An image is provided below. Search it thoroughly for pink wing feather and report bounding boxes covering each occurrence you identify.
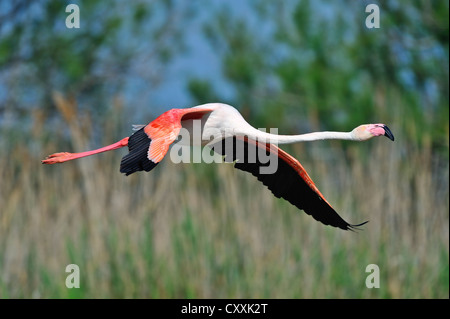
[144,108,214,163]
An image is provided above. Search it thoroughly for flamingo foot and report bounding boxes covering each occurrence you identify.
[42,152,75,164]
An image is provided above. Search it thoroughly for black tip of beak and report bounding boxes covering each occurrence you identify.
[383,125,395,141]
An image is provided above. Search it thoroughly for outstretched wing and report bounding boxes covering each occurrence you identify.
[120,107,213,176]
[210,137,367,230]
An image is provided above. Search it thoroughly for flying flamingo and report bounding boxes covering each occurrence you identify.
[42,103,394,230]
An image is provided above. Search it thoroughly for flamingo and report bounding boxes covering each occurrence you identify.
[42,103,394,230]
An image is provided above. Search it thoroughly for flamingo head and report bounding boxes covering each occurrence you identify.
[352,124,395,141]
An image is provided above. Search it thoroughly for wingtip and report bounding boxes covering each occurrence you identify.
[347,220,369,232]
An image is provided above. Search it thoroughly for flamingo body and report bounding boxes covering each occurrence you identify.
[43,103,394,230]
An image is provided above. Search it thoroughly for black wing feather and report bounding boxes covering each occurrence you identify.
[120,127,158,176]
[210,137,367,230]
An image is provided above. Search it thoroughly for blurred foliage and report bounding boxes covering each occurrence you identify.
[189,0,449,153]
[0,0,195,130]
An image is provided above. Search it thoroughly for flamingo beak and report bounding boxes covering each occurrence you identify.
[383,125,395,141]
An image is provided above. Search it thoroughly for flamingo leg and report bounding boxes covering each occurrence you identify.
[42,137,129,164]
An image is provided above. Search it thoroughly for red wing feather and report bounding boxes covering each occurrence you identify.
[120,108,214,175]
[144,108,214,163]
